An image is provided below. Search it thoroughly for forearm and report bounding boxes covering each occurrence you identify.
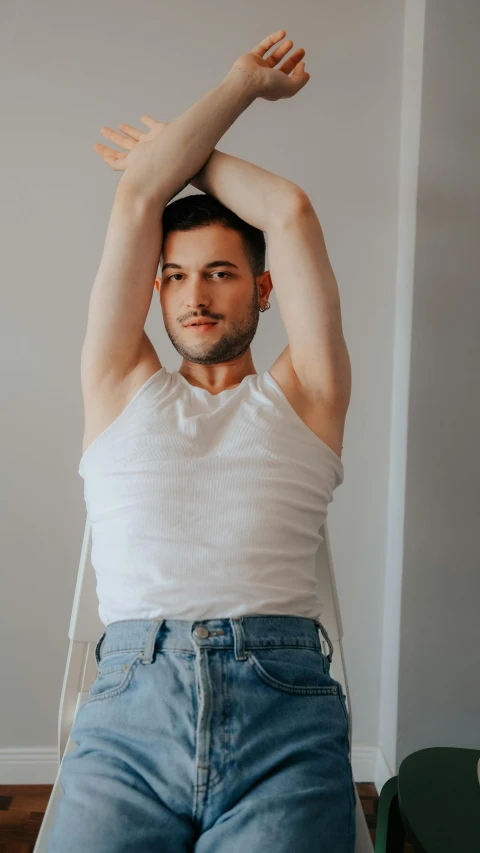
[189,148,305,231]
[119,68,257,206]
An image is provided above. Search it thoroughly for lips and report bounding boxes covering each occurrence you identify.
[185,321,217,326]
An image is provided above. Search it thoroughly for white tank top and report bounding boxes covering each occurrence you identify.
[78,367,344,626]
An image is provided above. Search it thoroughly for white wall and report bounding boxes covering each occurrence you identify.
[378,0,426,780]
[1,0,406,781]
[397,0,480,764]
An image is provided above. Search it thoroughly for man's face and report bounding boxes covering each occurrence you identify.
[157,224,266,365]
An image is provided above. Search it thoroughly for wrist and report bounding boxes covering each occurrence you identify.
[223,65,259,106]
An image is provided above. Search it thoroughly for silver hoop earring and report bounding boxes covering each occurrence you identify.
[260,301,270,313]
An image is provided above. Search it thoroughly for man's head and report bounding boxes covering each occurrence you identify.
[154,194,272,366]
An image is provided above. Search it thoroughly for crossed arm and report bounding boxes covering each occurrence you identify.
[83,31,350,415]
[189,149,351,411]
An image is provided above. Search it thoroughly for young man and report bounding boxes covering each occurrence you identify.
[49,30,354,853]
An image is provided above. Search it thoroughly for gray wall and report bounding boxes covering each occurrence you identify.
[398,0,480,763]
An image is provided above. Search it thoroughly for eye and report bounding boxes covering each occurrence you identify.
[166,272,232,282]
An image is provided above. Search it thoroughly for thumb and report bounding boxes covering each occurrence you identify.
[291,61,310,90]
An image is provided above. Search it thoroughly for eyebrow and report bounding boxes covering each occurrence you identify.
[162,260,240,272]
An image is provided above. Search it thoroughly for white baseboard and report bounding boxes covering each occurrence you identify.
[0,748,59,784]
[0,745,392,790]
[351,744,394,796]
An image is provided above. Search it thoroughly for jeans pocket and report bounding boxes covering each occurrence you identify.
[247,646,340,696]
[89,649,143,702]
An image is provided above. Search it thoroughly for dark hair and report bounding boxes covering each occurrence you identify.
[161,193,266,280]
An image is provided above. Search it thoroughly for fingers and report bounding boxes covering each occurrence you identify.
[93,143,128,170]
[253,30,307,81]
[279,47,306,76]
[99,125,136,150]
[251,30,287,58]
[93,143,118,158]
[118,122,144,141]
[265,38,294,68]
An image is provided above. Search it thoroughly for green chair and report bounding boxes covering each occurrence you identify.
[375,747,480,852]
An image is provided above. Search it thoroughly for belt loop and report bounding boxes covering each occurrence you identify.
[94,631,106,665]
[141,619,164,665]
[230,617,247,661]
[314,618,334,664]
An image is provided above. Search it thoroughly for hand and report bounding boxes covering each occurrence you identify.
[93,116,168,171]
[229,30,310,102]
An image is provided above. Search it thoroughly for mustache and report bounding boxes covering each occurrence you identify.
[183,313,219,324]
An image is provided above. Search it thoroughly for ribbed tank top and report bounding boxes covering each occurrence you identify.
[78,367,344,627]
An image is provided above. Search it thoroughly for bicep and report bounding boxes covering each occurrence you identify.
[266,197,351,412]
[81,189,162,395]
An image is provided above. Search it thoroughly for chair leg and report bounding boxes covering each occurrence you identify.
[375,776,406,853]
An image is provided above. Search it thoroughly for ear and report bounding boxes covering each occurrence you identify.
[154,277,161,292]
[257,270,273,301]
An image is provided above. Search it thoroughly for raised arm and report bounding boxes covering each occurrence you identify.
[114,30,308,206]
[191,148,351,414]
[82,33,288,399]
[189,148,304,232]
[115,69,257,207]
[84,30,309,398]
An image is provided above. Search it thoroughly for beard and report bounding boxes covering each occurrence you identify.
[163,283,261,365]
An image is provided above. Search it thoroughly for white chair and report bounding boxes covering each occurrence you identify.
[34,518,373,852]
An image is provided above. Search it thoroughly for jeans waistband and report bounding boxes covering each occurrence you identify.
[94,616,334,666]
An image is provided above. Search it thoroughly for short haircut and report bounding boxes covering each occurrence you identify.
[161,193,266,280]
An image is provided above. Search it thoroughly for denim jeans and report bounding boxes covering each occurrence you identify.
[48,616,356,852]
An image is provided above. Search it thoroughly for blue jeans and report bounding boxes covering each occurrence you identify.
[48,616,356,852]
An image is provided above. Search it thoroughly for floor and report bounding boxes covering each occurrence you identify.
[0,782,415,851]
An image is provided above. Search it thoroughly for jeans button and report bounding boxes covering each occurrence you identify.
[193,626,209,639]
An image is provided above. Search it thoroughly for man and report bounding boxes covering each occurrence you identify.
[49,30,354,853]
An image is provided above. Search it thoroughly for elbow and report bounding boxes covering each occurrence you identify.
[267,187,313,227]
